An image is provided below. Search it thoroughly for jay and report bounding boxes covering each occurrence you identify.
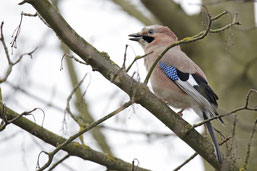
[129,25,224,164]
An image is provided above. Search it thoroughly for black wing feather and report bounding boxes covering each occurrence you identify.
[192,73,218,106]
[177,70,189,81]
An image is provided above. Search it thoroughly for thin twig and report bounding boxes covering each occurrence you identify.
[64,73,88,126]
[186,89,257,133]
[0,24,37,84]
[79,74,91,106]
[48,154,70,171]
[210,13,240,33]
[22,12,38,17]
[37,101,133,171]
[60,54,88,71]
[144,7,209,84]
[0,107,41,131]
[191,0,257,6]
[9,11,38,54]
[5,81,64,112]
[213,128,231,146]
[99,125,174,137]
[126,52,153,72]
[173,152,198,171]
[232,115,238,138]
[10,13,23,53]
[132,158,140,171]
[36,151,49,170]
[241,119,257,170]
[219,136,231,146]
[211,10,229,21]
[143,8,240,84]
[0,22,11,63]
[121,44,128,70]
[13,47,37,65]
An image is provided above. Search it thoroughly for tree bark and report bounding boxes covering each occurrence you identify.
[16,0,242,169]
[138,0,257,170]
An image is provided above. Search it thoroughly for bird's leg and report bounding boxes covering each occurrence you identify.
[177,109,184,117]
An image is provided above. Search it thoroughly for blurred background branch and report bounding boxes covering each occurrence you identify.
[0,0,256,170]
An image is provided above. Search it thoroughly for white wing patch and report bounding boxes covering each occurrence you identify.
[175,78,216,119]
[187,74,198,87]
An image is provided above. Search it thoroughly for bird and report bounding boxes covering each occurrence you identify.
[129,25,224,164]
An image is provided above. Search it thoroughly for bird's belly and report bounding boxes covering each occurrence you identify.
[150,67,196,109]
[153,86,193,109]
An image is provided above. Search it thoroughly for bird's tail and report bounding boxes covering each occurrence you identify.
[203,113,222,164]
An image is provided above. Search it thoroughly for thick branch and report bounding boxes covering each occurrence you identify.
[37,101,132,170]
[18,0,239,169]
[0,104,149,171]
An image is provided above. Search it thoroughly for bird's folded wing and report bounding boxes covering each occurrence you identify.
[159,61,220,120]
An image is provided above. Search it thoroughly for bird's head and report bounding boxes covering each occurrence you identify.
[129,25,178,50]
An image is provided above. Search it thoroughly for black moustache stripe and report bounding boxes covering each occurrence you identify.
[142,36,154,43]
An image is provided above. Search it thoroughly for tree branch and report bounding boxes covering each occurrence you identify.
[173,152,198,171]
[0,21,37,83]
[143,7,239,84]
[37,101,132,170]
[17,0,240,169]
[48,154,70,171]
[0,103,149,171]
[241,118,257,170]
[186,89,257,133]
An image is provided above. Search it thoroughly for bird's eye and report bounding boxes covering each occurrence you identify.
[148,29,154,34]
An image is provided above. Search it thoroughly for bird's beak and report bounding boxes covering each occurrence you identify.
[128,33,142,41]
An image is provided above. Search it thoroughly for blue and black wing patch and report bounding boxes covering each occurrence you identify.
[159,61,179,81]
[159,61,218,106]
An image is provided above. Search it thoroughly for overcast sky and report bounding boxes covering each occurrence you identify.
[0,1,256,171]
